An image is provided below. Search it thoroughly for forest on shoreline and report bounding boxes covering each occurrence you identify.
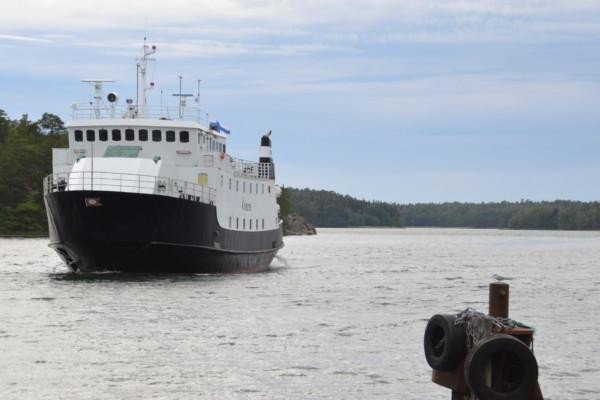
[1,109,600,236]
[284,188,600,230]
[0,110,66,235]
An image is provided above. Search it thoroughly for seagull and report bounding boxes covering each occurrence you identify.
[491,273,514,281]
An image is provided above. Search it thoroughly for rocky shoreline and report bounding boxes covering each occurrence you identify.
[282,213,317,236]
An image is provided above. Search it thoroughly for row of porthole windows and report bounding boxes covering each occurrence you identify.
[74,129,189,143]
[226,177,270,195]
[229,217,265,231]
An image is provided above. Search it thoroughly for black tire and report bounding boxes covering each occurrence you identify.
[465,334,538,400]
[423,313,466,370]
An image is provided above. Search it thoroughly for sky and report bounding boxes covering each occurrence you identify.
[1,0,599,203]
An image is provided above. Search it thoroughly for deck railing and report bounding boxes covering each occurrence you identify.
[44,171,216,204]
[229,157,275,180]
[70,103,204,122]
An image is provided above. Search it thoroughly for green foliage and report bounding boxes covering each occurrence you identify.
[0,110,67,235]
[286,188,405,227]
[37,112,66,135]
[277,186,295,217]
[286,188,600,230]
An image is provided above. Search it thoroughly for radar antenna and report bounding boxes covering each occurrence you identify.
[81,79,115,118]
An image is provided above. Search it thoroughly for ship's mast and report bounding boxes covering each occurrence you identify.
[81,79,114,118]
[172,75,193,119]
[136,38,156,118]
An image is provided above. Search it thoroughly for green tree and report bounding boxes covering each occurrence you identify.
[37,113,66,135]
[0,109,9,143]
[0,110,67,235]
[277,186,295,217]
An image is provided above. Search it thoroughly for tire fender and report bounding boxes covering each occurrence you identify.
[464,334,538,400]
[424,313,467,371]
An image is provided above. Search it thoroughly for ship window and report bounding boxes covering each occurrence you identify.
[180,131,189,143]
[99,129,108,141]
[139,129,148,141]
[125,129,134,141]
[236,180,239,192]
[74,130,83,142]
[152,130,161,142]
[103,146,141,158]
[243,182,246,192]
[223,144,226,153]
[249,219,252,230]
[229,216,232,228]
[255,183,258,193]
[262,184,265,194]
[268,185,271,193]
[249,183,252,194]
[243,219,246,230]
[262,219,264,229]
[112,129,121,141]
[256,219,259,230]
[166,130,175,142]
[236,218,239,229]
[86,129,95,141]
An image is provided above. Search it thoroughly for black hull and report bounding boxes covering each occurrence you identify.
[44,191,283,273]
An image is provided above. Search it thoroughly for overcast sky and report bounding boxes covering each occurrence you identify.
[1,1,599,202]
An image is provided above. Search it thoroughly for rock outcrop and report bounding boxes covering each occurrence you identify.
[282,213,317,236]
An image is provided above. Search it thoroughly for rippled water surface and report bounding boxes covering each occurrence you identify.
[1,228,599,399]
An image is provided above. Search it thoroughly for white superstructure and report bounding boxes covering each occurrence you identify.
[49,41,280,233]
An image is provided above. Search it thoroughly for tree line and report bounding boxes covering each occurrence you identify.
[284,187,600,230]
[0,110,67,235]
[1,108,600,235]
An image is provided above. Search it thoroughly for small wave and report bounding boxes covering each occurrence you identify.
[274,255,289,267]
[236,389,260,393]
[279,372,307,377]
[290,365,319,371]
[332,370,358,376]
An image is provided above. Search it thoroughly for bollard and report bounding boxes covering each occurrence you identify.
[489,282,509,318]
[426,282,544,400]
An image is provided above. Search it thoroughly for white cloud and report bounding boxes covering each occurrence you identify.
[2,0,599,43]
[0,34,52,43]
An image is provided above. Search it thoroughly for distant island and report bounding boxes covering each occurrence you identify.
[281,187,600,231]
[1,109,600,236]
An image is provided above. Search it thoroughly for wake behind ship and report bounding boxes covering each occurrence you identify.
[43,41,283,273]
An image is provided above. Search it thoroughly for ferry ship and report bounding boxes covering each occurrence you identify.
[43,42,284,273]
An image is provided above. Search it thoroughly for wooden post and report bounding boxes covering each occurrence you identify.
[489,282,509,318]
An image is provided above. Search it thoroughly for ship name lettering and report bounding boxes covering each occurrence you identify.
[242,200,252,212]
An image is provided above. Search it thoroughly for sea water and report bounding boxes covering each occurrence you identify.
[1,228,599,399]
